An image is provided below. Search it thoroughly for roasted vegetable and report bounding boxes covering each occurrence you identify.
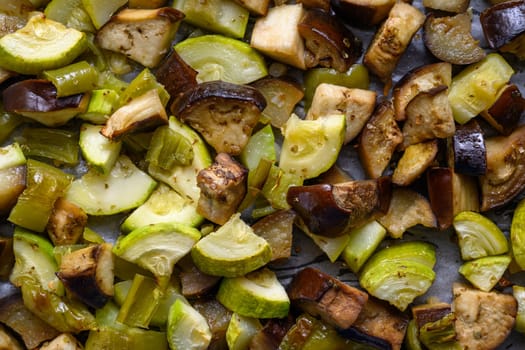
[480,84,525,136]
[453,283,517,350]
[363,2,425,84]
[172,80,266,155]
[423,11,485,65]
[251,209,295,261]
[480,0,525,59]
[197,153,248,225]
[422,0,469,13]
[0,165,26,216]
[57,243,114,309]
[96,8,184,68]
[287,267,368,329]
[298,9,361,72]
[358,101,403,179]
[452,119,487,176]
[479,124,525,211]
[392,140,438,186]
[3,79,90,127]
[306,83,376,144]
[287,177,392,237]
[46,197,88,246]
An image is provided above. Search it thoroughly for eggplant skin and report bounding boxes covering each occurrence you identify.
[453,120,487,176]
[3,79,85,113]
[480,0,525,49]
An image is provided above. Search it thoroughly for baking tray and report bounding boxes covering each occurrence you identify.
[1,0,525,348]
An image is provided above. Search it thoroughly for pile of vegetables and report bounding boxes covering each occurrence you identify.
[0,0,525,349]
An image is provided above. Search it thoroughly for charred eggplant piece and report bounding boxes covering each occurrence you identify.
[480,0,525,59]
[249,315,295,350]
[46,197,88,246]
[427,167,479,229]
[196,153,248,225]
[453,283,517,350]
[172,81,266,155]
[298,9,361,73]
[479,124,525,211]
[251,209,295,261]
[422,0,469,13]
[56,243,114,309]
[393,62,452,122]
[178,256,221,299]
[101,89,168,140]
[401,85,455,149]
[288,267,368,329]
[2,79,89,127]
[287,177,391,237]
[298,0,331,11]
[193,298,232,350]
[96,8,185,68]
[331,0,396,27]
[424,12,485,65]
[358,101,403,179]
[0,237,14,280]
[363,2,425,84]
[452,119,487,176]
[481,84,525,135]
[0,165,25,216]
[378,187,437,239]
[349,297,409,350]
[155,50,198,105]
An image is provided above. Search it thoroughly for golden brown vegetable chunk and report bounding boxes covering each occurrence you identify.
[392,140,438,186]
[453,283,517,350]
[424,12,485,65]
[46,197,88,246]
[358,101,403,179]
[422,0,470,13]
[196,153,248,225]
[251,210,295,261]
[363,2,425,84]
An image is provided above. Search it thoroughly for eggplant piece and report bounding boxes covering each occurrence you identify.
[422,0,470,13]
[0,294,60,349]
[56,243,114,309]
[481,84,525,135]
[251,209,295,261]
[424,12,485,65]
[427,167,479,229]
[0,165,25,216]
[250,4,307,69]
[392,140,438,186]
[193,298,233,350]
[452,119,487,176]
[287,267,368,329]
[377,187,437,239]
[172,81,266,155]
[178,256,221,299]
[480,0,525,59]
[101,89,168,140]
[349,297,409,350]
[0,237,14,280]
[306,83,376,144]
[401,85,455,149]
[46,197,88,246]
[363,2,425,84]
[479,124,525,211]
[393,62,452,122]
[251,77,304,128]
[298,9,361,73]
[331,0,396,27]
[358,101,403,179]
[2,79,89,127]
[196,153,247,225]
[154,50,198,106]
[287,177,391,237]
[453,283,517,350]
[96,8,185,68]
